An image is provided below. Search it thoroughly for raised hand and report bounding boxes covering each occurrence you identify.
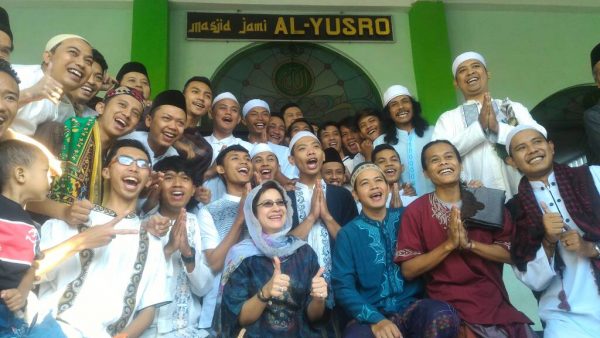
[194,186,212,205]
[541,202,564,244]
[560,230,585,255]
[308,183,322,220]
[76,212,138,250]
[25,71,64,105]
[310,267,327,300]
[65,198,93,226]
[371,318,403,338]
[144,213,171,238]
[401,182,416,197]
[263,257,291,299]
[390,183,402,208]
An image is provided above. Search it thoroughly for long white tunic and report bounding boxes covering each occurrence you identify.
[432,99,545,198]
[512,168,600,338]
[142,211,213,337]
[38,206,170,338]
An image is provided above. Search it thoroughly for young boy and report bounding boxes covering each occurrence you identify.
[202,92,252,202]
[143,156,213,337]
[196,145,252,335]
[319,121,345,161]
[0,140,56,336]
[124,89,186,164]
[36,139,170,337]
[372,144,418,208]
[332,162,459,338]
[250,143,279,183]
[321,147,347,188]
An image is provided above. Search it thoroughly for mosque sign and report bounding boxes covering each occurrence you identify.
[187,13,393,42]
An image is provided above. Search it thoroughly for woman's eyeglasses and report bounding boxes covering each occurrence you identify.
[110,155,151,169]
[257,199,286,208]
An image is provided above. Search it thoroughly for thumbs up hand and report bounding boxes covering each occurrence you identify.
[263,257,291,299]
[310,267,327,300]
[541,201,564,244]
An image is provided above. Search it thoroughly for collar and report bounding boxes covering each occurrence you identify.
[358,209,389,226]
[208,134,235,144]
[529,171,557,191]
[223,193,242,203]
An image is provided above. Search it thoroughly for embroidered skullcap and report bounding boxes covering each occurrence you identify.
[250,143,274,158]
[383,85,412,107]
[45,34,89,52]
[323,147,343,164]
[288,131,320,151]
[149,90,187,115]
[591,43,600,69]
[0,7,13,43]
[350,162,385,189]
[116,61,148,83]
[243,99,270,118]
[452,51,487,77]
[505,124,548,154]
[212,92,238,107]
[104,86,145,106]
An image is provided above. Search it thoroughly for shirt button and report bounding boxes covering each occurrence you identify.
[541,187,545,191]
[551,182,556,186]
[565,218,571,223]
[557,199,562,203]
[549,203,554,207]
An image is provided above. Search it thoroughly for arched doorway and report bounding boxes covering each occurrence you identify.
[206,42,381,133]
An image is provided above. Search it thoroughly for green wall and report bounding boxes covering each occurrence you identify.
[446,4,600,111]
[168,7,417,103]
[3,1,133,76]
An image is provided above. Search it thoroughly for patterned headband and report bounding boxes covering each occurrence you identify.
[350,162,385,189]
[104,86,145,106]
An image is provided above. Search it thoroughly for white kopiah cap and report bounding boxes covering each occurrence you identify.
[45,34,89,52]
[242,99,270,118]
[505,124,548,154]
[212,92,238,107]
[383,85,412,107]
[452,51,486,77]
[250,143,274,158]
[288,131,320,151]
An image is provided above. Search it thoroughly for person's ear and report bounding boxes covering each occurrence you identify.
[102,167,110,180]
[96,102,105,115]
[42,51,52,68]
[549,140,555,155]
[216,165,225,175]
[241,118,248,127]
[351,189,358,202]
[288,155,295,167]
[145,114,152,128]
[506,155,517,169]
[14,166,26,184]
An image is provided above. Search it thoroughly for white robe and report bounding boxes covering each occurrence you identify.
[38,206,170,338]
[142,212,213,337]
[512,168,600,338]
[432,99,545,199]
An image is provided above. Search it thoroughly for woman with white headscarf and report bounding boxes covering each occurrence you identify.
[219,180,329,337]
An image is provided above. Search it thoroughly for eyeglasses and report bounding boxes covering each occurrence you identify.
[256,199,286,208]
[110,155,150,169]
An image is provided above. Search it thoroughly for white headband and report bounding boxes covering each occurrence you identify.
[212,92,238,107]
[242,99,270,117]
[383,85,412,107]
[452,51,486,77]
[45,34,89,52]
[289,131,320,151]
[505,125,548,154]
[250,143,274,158]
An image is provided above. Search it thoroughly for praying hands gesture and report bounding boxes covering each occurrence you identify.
[164,208,193,260]
[390,183,403,208]
[478,92,498,134]
[144,213,171,238]
[446,207,468,250]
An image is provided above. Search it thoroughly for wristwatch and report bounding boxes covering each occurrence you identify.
[181,247,196,264]
[594,243,600,258]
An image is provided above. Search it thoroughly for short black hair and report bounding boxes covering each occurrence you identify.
[92,48,108,73]
[103,139,151,168]
[215,144,249,167]
[280,102,300,115]
[355,108,381,130]
[0,140,45,191]
[251,180,286,216]
[318,121,339,140]
[154,155,193,179]
[183,76,212,92]
[420,140,462,171]
[270,112,284,121]
[337,116,358,132]
[286,118,315,138]
[372,144,400,163]
[0,59,20,84]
